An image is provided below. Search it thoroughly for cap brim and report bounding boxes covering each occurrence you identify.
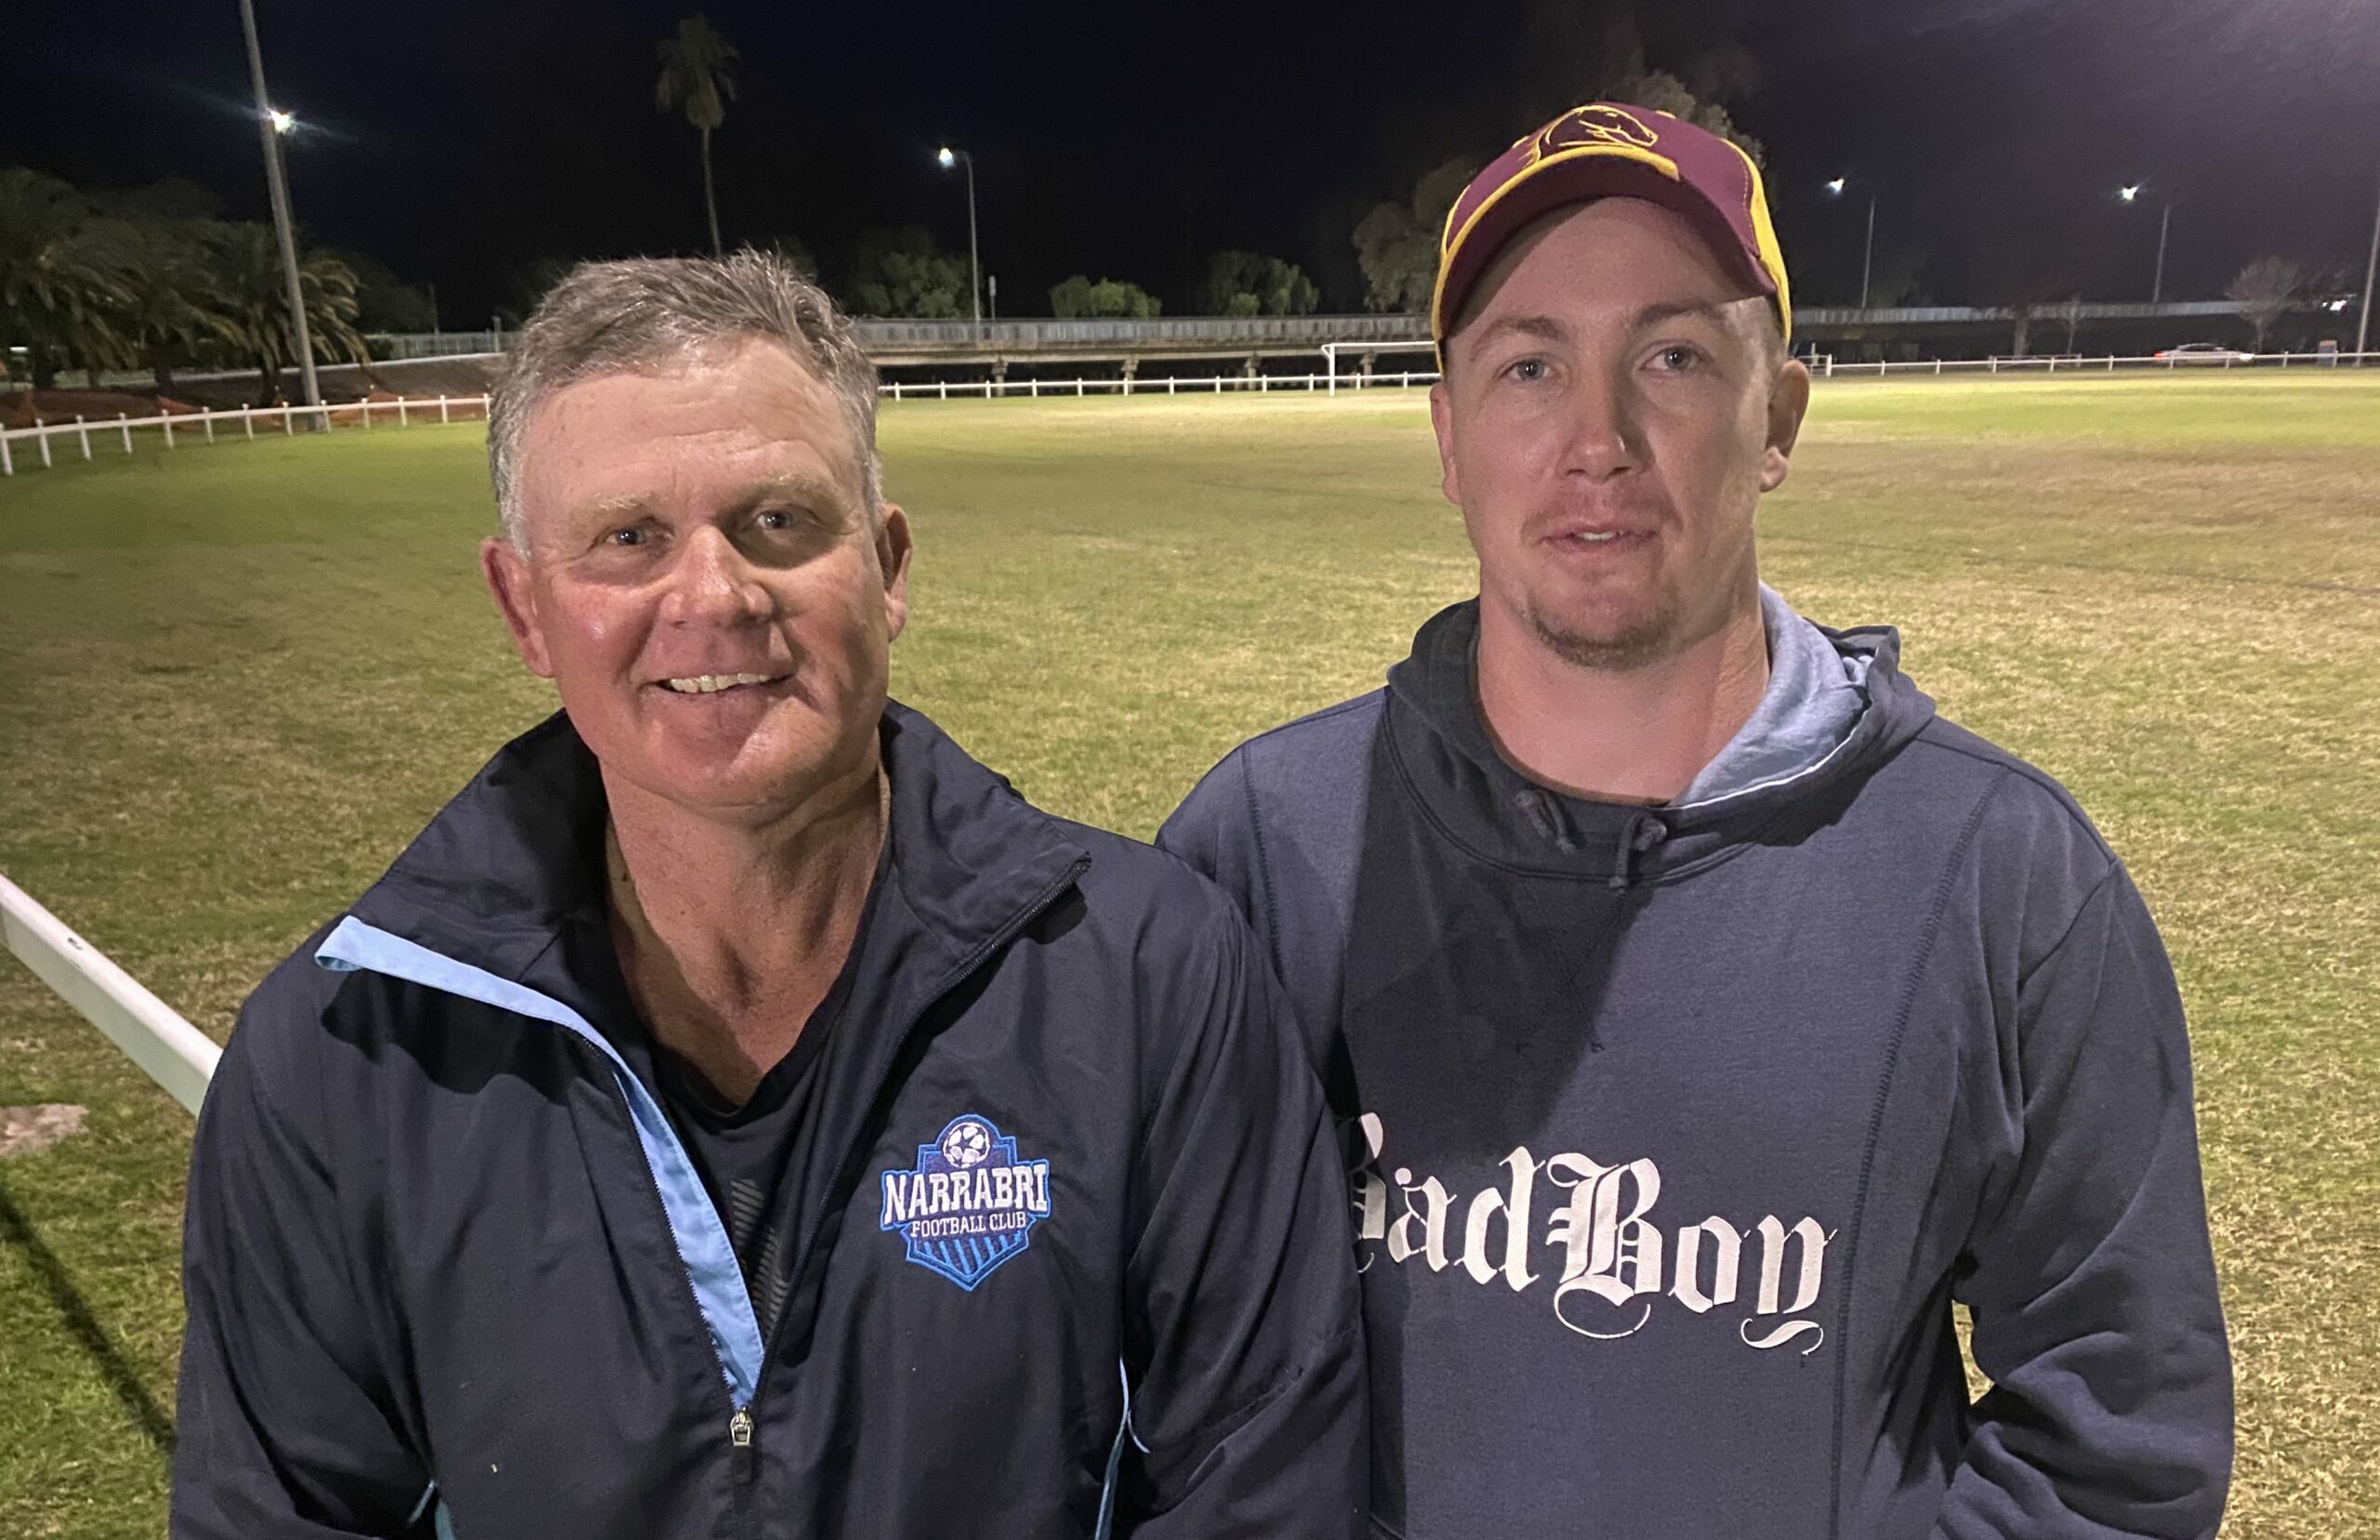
[1432,144,1781,341]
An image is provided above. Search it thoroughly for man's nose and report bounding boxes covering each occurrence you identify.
[1559,369,1646,482]
[661,525,774,626]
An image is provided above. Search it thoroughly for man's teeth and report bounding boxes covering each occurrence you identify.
[662,673,774,694]
[1573,532,1620,543]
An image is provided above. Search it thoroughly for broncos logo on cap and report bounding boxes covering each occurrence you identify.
[1520,105,1662,168]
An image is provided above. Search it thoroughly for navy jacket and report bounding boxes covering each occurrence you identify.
[1159,600,2231,1540]
[175,704,1365,1539]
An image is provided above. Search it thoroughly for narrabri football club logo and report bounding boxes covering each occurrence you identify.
[879,1113,1052,1290]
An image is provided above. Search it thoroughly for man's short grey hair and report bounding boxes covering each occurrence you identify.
[487,251,881,550]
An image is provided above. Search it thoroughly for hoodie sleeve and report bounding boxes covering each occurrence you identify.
[1113,898,1367,1540]
[173,978,434,1539]
[1935,865,2232,1539]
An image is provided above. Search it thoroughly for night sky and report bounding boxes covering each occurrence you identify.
[8,0,2377,322]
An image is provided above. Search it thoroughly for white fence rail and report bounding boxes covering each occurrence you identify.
[0,873,218,1116]
[1805,349,2378,377]
[7,353,2376,478]
[880,369,1443,401]
[2,393,492,477]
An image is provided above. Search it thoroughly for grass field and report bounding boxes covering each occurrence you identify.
[4,374,2377,1536]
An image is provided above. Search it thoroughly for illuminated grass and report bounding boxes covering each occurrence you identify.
[2,373,2374,1535]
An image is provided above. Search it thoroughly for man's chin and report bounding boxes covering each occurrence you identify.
[1524,600,1679,672]
[572,702,870,824]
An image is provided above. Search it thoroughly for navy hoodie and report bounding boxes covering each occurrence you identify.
[1158,599,2230,1540]
[175,704,1365,1540]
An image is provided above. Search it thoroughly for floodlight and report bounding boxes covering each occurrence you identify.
[937,147,956,168]
[1825,178,1846,195]
[268,108,296,134]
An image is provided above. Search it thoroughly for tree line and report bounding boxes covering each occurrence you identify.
[0,167,392,398]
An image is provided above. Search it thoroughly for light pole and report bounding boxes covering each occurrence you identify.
[237,0,320,412]
[2357,164,2379,365]
[2119,185,2175,305]
[936,146,982,330]
[1825,178,1877,310]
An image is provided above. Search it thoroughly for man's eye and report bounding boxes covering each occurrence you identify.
[756,509,793,532]
[1654,345,1704,373]
[606,527,647,547]
[1506,357,1549,383]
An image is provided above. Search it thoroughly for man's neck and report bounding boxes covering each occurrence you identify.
[602,752,888,1105]
[1474,587,1771,807]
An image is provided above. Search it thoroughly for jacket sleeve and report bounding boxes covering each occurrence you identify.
[1935,866,2232,1539]
[173,981,433,1538]
[1114,901,1367,1539]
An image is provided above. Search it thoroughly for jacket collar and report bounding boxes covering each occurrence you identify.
[346,701,1089,988]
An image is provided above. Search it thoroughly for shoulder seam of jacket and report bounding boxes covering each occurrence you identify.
[1235,748,1288,977]
[2012,859,2129,998]
[1905,724,2117,863]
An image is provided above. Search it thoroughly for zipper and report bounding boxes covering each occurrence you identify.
[722,853,1093,1532]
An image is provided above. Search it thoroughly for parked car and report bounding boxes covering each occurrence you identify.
[2153,342,2257,363]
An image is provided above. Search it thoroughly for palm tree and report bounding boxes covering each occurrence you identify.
[0,167,137,388]
[114,218,243,393]
[654,16,739,255]
[211,222,368,403]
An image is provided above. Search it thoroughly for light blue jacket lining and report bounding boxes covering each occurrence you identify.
[318,913,1134,1535]
[313,915,765,1407]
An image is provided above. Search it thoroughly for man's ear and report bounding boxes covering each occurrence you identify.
[875,505,914,643]
[1428,378,1463,507]
[1760,358,1813,494]
[481,535,554,678]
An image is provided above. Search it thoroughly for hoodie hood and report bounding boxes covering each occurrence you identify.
[1382,595,1934,886]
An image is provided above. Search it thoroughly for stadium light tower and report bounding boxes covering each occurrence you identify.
[237,0,321,413]
[1825,178,1877,310]
[2119,184,2175,305]
[936,145,983,332]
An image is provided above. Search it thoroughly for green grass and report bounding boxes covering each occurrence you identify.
[3,374,2376,1536]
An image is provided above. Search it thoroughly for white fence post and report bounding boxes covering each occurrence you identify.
[399,397,409,427]
[204,411,216,443]
[440,395,451,425]
[118,414,132,454]
[245,411,255,440]
[77,416,91,459]
[163,414,175,448]
[0,432,10,477]
[282,406,294,435]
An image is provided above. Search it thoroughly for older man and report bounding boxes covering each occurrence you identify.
[1161,106,2231,1537]
[174,253,1364,1540]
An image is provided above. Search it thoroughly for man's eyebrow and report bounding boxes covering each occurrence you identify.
[1462,313,1569,360]
[1632,299,1736,331]
[563,471,853,528]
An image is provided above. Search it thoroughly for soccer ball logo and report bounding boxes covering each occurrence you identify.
[940,1118,993,1168]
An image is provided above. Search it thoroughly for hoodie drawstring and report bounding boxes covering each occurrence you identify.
[1609,812,1671,891]
[1514,789,1579,854]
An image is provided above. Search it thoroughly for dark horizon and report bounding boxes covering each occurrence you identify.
[7,0,2377,323]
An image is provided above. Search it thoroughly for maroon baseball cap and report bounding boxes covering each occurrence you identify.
[1432,102,1792,345]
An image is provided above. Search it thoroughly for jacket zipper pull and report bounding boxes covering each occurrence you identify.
[729,1407,754,1448]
